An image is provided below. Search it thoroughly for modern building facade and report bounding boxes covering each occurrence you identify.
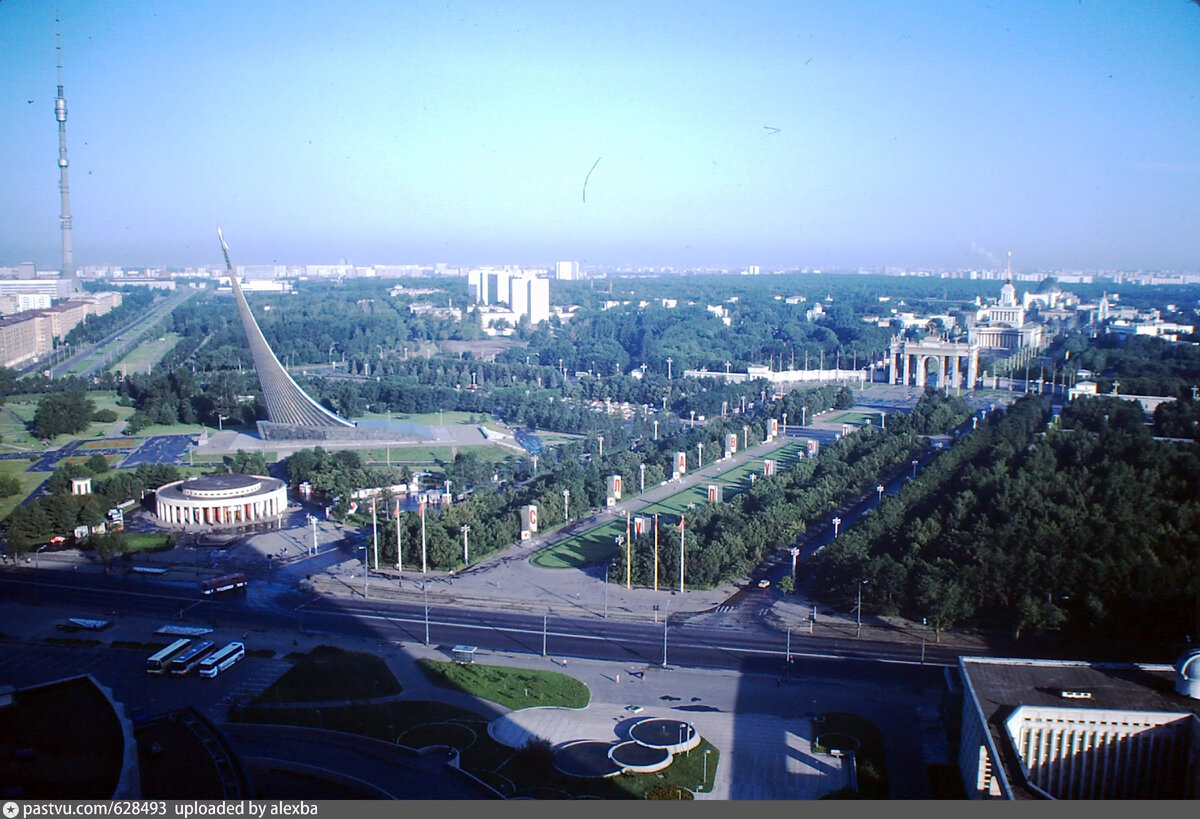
[154,473,287,527]
[958,655,1200,800]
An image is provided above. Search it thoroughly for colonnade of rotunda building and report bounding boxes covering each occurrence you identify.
[155,474,287,528]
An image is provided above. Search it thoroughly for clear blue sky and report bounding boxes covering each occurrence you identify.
[2,0,1198,272]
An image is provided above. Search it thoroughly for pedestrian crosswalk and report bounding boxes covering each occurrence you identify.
[715,605,735,613]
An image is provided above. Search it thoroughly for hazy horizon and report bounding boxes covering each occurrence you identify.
[2,1,1199,272]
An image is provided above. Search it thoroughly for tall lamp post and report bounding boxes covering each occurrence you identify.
[832,516,842,537]
[696,443,703,470]
[562,489,570,523]
[604,562,611,619]
[461,524,470,566]
[542,611,549,656]
[667,356,673,380]
[640,463,645,493]
[422,580,430,645]
[911,459,918,479]
[598,435,604,457]
[876,484,884,504]
[856,579,868,638]
[789,546,800,579]
[624,511,632,588]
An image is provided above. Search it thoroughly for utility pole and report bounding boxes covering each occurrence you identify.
[678,515,686,593]
[394,498,402,575]
[856,580,868,638]
[371,498,379,571]
[625,510,632,589]
[420,497,427,574]
[653,514,659,592]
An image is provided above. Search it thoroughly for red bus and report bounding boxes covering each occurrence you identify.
[200,573,248,595]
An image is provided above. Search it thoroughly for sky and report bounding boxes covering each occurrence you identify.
[2,1,1199,272]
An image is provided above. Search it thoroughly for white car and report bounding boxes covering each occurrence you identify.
[757,579,771,588]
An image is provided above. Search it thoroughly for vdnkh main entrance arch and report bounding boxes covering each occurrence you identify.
[888,336,979,389]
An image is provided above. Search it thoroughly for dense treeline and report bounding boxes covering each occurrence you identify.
[808,395,1200,646]
[4,462,181,551]
[1067,333,1200,399]
[610,425,926,589]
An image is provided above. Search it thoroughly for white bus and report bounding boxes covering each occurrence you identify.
[146,638,192,675]
[199,641,245,678]
[169,640,216,676]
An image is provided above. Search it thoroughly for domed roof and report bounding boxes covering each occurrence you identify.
[1174,648,1200,699]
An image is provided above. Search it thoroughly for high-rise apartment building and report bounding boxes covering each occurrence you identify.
[556,261,579,281]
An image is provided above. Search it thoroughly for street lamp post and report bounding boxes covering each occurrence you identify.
[653,420,658,440]
[789,547,800,579]
[782,413,788,434]
[911,459,918,479]
[598,435,604,457]
[697,443,703,470]
[563,489,569,523]
[667,357,673,380]
[542,611,549,656]
[690,410,695,427]
[371,498,379,571]
[702,748,712,791]
[640,463,645,493]
[217,414,228,431]
[876,484,884,504]
[832,516,842,537]
[461,525,470,565]
[422,581,430,645]
[604,562,611,619]
[856,580,868,638]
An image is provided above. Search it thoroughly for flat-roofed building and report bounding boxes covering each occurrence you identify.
[958,654,1200,800]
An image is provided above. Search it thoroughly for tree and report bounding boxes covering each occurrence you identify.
[86,454,110,474]
[0,474,22,498]
[34,391,96,438]
[777,575,795,595]
[834,387,855,410]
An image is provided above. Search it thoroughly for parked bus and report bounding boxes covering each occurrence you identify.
[146,638,192,675]
[200,573,248,595]
[199,641,246,678]
[169,640,216,676]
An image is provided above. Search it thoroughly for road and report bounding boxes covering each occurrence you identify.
[47,289,196,380]
[0,568,967,675]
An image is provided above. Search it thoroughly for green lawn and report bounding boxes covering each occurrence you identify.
[829,410,886,427]
[0,460,47,521]
[364,444,522,466]
[251,645,403,704]
[122,532,176,553]
[236,679,719,800]
[111,332,181,377]
[416,659,590,710]
[359,410,491,427]
[530,519,626,569]
[815,712,888,799]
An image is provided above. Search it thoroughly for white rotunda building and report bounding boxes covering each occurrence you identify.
[155,474,287,528]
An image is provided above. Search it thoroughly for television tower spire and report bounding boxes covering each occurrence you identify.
[55,15,77,292]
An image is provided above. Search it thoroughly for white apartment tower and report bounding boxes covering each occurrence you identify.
[556,261,579,281]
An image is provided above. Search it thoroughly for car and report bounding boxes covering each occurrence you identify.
[625,705,644,713]
[757,579,771,588]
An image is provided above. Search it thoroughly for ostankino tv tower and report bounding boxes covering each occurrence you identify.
[55,16,77,292]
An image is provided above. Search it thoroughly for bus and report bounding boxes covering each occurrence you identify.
[146,638,192,675]
[199,641,246,678]
[169,640,216,676]
[200,573,248,595]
